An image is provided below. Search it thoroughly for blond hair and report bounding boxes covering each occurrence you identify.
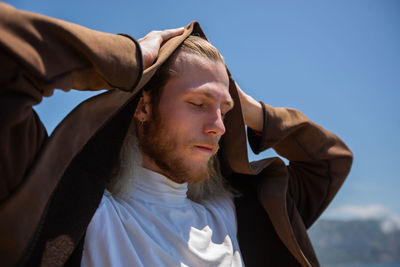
[179,35,225,64]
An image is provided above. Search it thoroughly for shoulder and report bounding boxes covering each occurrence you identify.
[87,191,121,229]
[202,194,238,230]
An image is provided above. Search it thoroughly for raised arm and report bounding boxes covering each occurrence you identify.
[0,2,183,201]
[236,83,353,227]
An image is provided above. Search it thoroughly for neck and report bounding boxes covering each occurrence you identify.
[141,153,185,184]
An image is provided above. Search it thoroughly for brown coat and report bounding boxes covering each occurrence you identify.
[0,3,353,267]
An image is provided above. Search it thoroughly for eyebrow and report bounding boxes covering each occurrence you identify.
[190,90,235,110]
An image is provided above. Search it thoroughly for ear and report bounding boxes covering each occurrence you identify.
[134,90,152,122]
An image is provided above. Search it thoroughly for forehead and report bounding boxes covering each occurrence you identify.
[162,52,231,100]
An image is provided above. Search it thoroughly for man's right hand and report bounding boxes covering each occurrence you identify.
[138,27,185,70]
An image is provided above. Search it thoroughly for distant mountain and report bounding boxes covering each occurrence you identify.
[308,219,400,266]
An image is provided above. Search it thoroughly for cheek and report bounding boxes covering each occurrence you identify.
[158,101,208,141]
[172,116,198,141]
[161,104,199,129]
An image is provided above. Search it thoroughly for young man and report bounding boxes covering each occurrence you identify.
[81,35,244,266]
[0,3,353,266]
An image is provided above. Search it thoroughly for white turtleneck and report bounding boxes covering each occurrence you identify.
[81,167,243,267]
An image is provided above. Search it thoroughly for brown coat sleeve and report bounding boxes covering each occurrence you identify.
[248,103,353,227]
[0,3,143,202]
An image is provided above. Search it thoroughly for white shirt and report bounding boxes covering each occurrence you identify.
[81,167,243,267]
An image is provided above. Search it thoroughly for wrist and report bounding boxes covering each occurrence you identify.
[240,93,263,132]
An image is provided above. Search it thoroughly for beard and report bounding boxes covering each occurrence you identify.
[137,108,214,184]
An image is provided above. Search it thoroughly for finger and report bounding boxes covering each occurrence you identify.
[158,27,185,42]
[138,27,184,42]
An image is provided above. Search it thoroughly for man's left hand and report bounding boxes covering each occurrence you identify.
[236,82,264,132]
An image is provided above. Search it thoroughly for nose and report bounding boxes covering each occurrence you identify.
[204,109,226,136]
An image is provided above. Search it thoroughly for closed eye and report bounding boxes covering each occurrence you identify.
[189,102,204,107]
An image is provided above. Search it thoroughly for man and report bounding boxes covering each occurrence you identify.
[82,35,247,266]
[0,3,353,267]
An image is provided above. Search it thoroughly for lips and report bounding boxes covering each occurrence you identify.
[194,143,219,154]
[195,145,213,153]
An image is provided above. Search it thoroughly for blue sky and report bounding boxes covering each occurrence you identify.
[6,0,400,221]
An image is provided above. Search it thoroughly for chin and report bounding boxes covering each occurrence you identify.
[179,160,210,184]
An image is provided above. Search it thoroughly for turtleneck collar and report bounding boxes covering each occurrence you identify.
[121,165,189,207]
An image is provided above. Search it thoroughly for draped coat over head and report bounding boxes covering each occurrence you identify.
[0,3,353,266]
